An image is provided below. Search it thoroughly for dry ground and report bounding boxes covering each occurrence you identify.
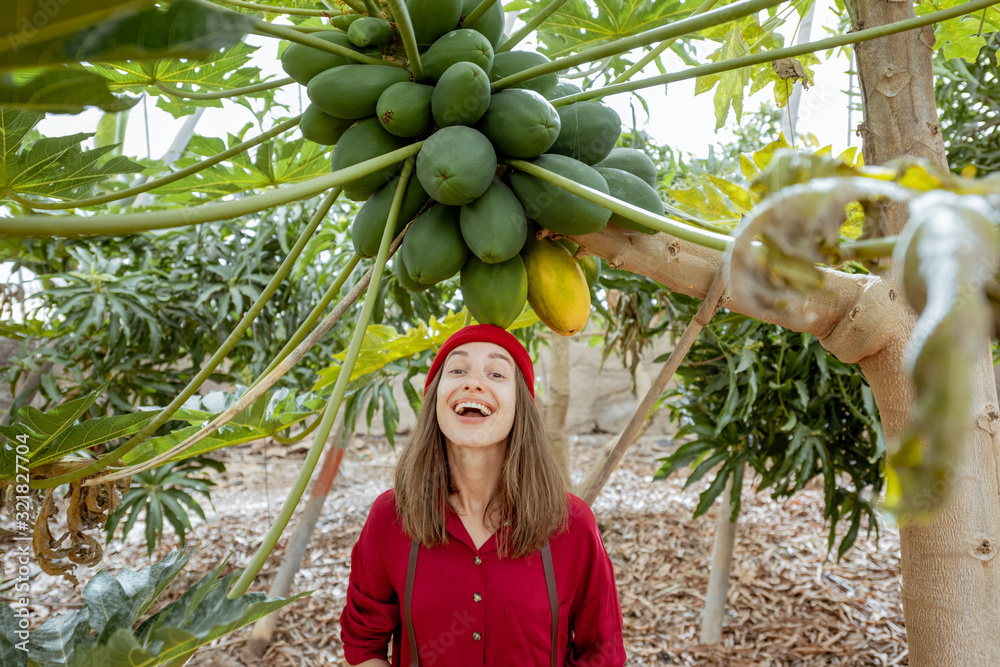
[13,433,906,666]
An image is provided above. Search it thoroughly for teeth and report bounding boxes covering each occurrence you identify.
[454,401,493,416]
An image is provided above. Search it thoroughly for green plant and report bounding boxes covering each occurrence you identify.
[105,456,225,558]
[656,295,884,558]
[0,547,308,667]
[935,35,1000,174]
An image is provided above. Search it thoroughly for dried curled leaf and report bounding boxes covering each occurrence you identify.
[750,149,860,200]
[725,177,914,328]
[887,191,1000,520]
[33,489,77,585]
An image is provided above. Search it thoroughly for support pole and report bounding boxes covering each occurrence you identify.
[245,411,346,658]
[699,470,739,644]
[581,272,727,506]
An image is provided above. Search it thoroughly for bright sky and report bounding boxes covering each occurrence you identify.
[37,2,861,169]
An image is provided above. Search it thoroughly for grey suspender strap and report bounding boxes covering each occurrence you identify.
[403,538,559,667]
[541,540,558,667]
[405,539,419,667]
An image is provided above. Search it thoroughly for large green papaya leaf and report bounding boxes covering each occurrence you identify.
[0,0,255,72]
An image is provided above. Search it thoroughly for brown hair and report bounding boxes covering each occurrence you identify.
[394,368,568,559]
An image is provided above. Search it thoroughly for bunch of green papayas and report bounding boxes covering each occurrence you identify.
[281,0,667,334]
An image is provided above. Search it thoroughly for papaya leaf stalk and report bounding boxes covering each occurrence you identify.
[226,158,417,599]
[31,188,343,490]
[497,0,572,53]
[212,0,333,15]
[252,254,364,384]
[491,0,785,91]
[253,20,401,68]
[464,0,501,27]
[551,0,1000,106]
[386,0,425,81]
[2,142,424,237]
[611,0,720,86]
[505,159,732,252]
[11,117,302,211]
[153,76,293,100]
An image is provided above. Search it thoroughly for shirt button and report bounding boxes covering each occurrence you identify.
[473,593,482,602]
[474,556,482,565]
[473,632,482,641]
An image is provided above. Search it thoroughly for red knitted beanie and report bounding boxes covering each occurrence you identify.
[423,325,535,399]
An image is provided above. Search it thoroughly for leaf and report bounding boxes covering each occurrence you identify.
[0,109,144,203]
[28,409,161,469]
[522,0,690,59]
[710,28,752,130]
[0,68,139,114]
[0,0,256,71]
[917,1,1000,63]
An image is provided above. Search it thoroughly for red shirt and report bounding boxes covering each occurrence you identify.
[340,490,627,666]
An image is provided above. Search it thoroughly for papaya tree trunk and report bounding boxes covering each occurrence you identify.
[847,0,1000,662]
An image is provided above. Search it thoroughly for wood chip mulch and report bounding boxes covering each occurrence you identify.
[13,434,907,666]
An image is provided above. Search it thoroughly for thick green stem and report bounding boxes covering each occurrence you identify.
[252,253,363,384]
[551,0,1000,105]
[1,142,423,237]
[153,76,293,100]
[212,0,333,15]
[30,188,342,490]
[497,0,571,53]
[227,158,415,599]
[12,117,301,212]
[505,158,732,252]
[253,20,400,67]
[464,0,500,26]
[611,0,719,85]
[386,0,424,80]
[491,0,783,90]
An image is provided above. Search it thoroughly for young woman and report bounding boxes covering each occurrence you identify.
[340,324,626,667]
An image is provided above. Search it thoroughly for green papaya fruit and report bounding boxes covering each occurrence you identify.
[461,254,528,329]
[348,17,394,48]
[476,89,560,158]
[431,61,491,127]
[395,252,432,292]
[594,147,657,187]
[595,167,664,234]
[545,79,582,100]
[331,14,364,31]
[549,101,621,165]
[406,0,463,46]
[460,177,527,263]
[377,81,434,137]
[352,175,430,257]
[509,153,612,236]
[420,28,493,81]
[401,204,469,284]
[415,126,496,205]
[300,104,354,145]
[280,32,357,85]
[307,64,411,119]
[330,117,409,196]
[461,0,504,47]
[489,50,559,96]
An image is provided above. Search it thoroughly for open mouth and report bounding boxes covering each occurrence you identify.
[453,401,493,417]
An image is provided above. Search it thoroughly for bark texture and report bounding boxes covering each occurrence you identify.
[849,0,1000,662]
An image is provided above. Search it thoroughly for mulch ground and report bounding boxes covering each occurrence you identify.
[10,433,907,666]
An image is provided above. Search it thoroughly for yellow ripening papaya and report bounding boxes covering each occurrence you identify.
[521,231,590,336]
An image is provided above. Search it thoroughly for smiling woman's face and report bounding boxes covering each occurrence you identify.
[435,341,518,450]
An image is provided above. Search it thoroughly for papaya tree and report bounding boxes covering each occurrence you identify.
[2,0,1000,665]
